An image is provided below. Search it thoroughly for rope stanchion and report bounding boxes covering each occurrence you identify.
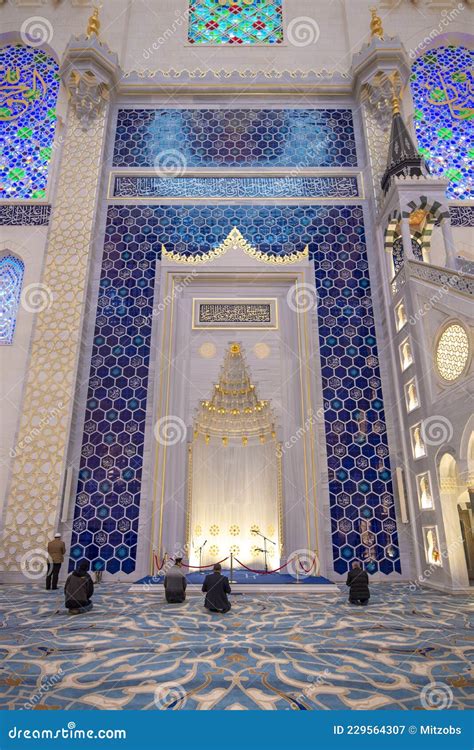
[234,557,297,575]
[298,556,317,574]
[181,556,229,569]
[153,553,167,573]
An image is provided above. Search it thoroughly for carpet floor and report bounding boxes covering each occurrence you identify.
[0,583,472,710]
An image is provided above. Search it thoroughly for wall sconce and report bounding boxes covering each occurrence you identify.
[411,423,426,459]
[405,379,419,412]
[400,338,413,371]
[423,525,442,566]
[417,471,434,510]
[395,301,407,332]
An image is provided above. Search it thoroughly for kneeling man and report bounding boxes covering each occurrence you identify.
[64,560,94,614]
[346,561,370,605]
[164,557,187,603]
[202,563,231,613]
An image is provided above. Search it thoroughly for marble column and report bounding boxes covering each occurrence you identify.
[0,37,120,577]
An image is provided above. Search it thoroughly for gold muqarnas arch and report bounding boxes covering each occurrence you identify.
[187,343,283,567]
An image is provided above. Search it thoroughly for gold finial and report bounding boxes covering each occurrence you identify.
[391,90,400,116]
[87,6,100,38]
[230,343,241,355]
[370,7,384,40]
[389,77,401,116]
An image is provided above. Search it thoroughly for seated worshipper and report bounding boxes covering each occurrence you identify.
[64,560,94,614]
[164,557,187,603]
[346,561,370,606]
[202,563,231,613]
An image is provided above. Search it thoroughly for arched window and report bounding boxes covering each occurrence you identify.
[0,44,60,200]
[188,0,283,45]
[0,253,24,344]
[410,45,473,200]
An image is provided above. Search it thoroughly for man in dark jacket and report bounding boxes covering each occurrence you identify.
[346,561,370,605]
[202,563,231,613]
[164,558,187,603]
[64,561,94,614]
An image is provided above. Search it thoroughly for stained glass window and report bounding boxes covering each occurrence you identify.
[0,44,60,200]
[435,323,469,382]
[410,45,473,200]
[188,0,283,45]
[0,254,24,345]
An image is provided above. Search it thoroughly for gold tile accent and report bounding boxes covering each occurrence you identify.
[0,105,108,571]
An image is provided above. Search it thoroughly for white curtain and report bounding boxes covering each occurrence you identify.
[189,438,280,568]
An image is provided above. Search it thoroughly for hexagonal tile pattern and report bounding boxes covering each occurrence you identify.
[70,203,400,577]
[113,109,357,169]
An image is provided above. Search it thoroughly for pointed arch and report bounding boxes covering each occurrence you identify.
[410,43,473,199]
[0,251,25,344]
[0,43,60,200]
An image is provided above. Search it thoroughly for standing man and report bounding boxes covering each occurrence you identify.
[346,561,370,605]
[164,557,187,604]
[202,563,231,613]
[46,532,65,591]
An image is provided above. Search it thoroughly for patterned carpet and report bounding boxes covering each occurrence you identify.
[0,584,472,710]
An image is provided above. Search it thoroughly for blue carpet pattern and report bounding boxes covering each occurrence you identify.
[0,584,472,710]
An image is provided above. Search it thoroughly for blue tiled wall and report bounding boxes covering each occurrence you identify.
[113,109,357,169]
[70,204,400,576]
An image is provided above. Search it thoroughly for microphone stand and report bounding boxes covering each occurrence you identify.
[196,540,207,573]
[254,531,276,573]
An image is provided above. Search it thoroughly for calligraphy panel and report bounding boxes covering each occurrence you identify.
[112,175,359,200]
[411,45,473,200]
[193,299,277,328]
[0,45,60,200]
